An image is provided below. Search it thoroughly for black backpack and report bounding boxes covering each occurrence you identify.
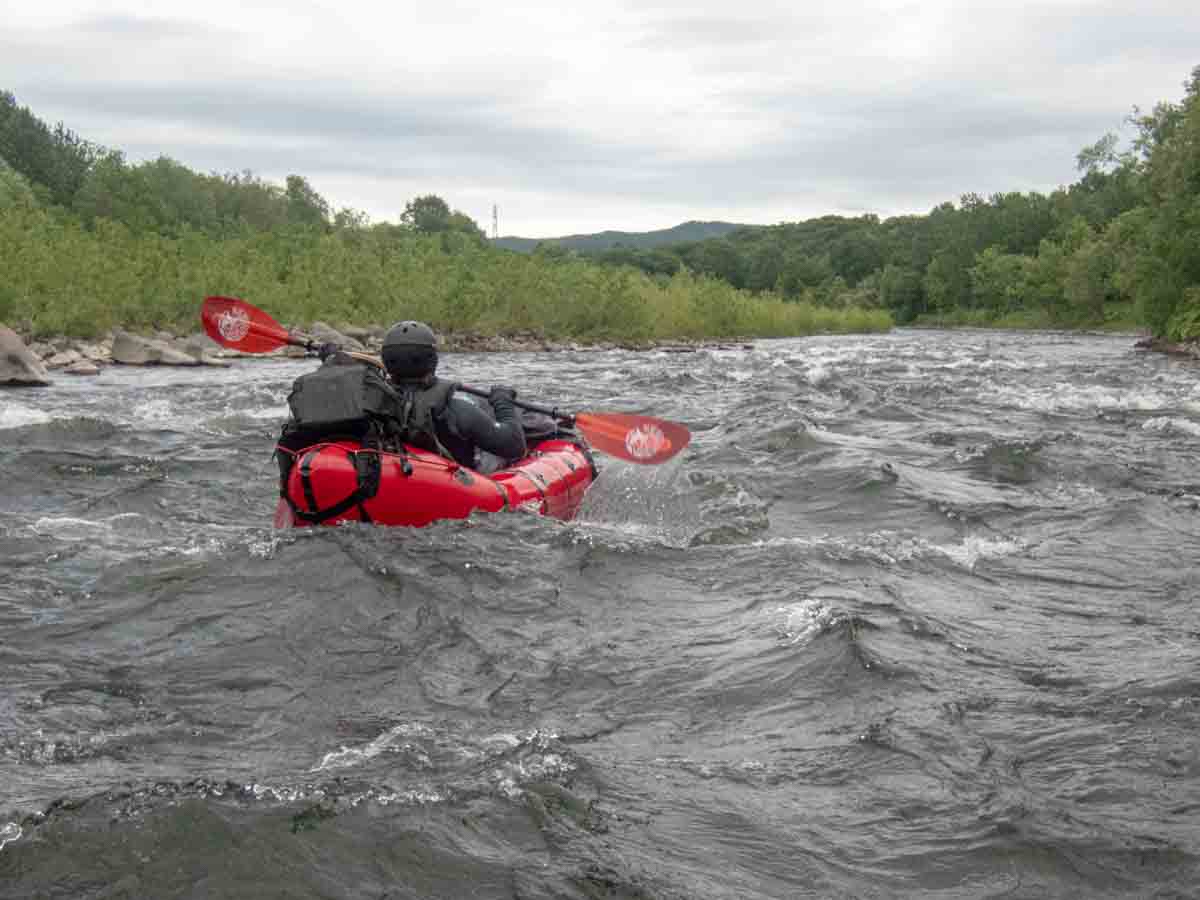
[279,363,456,461]
[286,363,400,438]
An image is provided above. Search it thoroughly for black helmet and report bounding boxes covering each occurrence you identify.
[382,320,438,380]
[383,321,437,349]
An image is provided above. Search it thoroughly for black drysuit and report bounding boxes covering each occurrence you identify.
[434,390,527,468]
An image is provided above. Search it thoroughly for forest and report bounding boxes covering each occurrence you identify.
[0,95,886,343]
[577,66,1199,339]
[2,64,1197,342]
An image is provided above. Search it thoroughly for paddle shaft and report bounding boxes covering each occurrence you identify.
[456,384,569,422]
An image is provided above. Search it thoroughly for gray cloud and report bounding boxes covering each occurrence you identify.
[2,3,1197,234]
[0,69,1145,223]
[69,13,235,40]
[630,13,785,50]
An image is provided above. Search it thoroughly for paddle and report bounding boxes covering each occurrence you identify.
[201,295,691,465]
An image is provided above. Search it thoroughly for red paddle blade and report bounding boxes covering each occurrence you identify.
[574,412,690,465]
[201,296,301,353]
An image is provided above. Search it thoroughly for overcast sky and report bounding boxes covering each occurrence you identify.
[3,1,1198,237]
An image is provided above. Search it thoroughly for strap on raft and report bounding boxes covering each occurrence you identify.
[279,444,384,524]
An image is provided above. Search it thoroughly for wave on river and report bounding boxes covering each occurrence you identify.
[2,330,1198,898]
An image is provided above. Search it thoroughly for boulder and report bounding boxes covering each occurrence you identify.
[179,332,229,359]
[0,326,52,386]
[74,342,109,362]
[111,329,199,366]
[64,360,101,376]
[1134,336,1200,358]
[45,349,84,369]
[340,324,374,341]
[309,321,365,352]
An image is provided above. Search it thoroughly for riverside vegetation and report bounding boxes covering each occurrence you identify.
[4,64,1197,345]
[547,65,1200,341]
[0,95,888,346]
[0,199,889,344]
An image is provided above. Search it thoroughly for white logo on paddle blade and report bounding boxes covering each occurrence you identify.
[217,307,251,343]
[624,424,668,459]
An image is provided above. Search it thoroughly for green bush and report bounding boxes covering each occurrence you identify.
[0,203,891,341]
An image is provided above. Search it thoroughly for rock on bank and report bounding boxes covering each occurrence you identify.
[0,326,51,386]
[1134,336,1200,359]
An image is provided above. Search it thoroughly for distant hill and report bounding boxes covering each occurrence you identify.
[492,220,750,254]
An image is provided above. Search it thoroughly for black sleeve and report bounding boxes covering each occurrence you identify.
[446,395,527,461]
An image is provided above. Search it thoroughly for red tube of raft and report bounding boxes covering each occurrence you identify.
[274,438,595,528]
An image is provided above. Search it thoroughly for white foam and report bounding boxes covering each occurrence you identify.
[372,789,445,806]
[31,513,147,542]
[0,402,51,429]
[247,536,282,559]
[243,407,289,421]
[932,534,1028,571]
[226,778,443,810]
[771,596,835,645]
[310,722,436,773]
[32,516,113,541]
[751,530,1027,572]
[994,383,1172,414]
[0,822,19,852]
[131,397,187,427]
[247,783,307,803]
[804,364,833,385]
[1143,416,1200,437]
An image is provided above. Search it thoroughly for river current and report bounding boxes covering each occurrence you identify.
[1,328,1198,898]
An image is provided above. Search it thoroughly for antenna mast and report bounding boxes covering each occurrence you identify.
[492,204,498,240]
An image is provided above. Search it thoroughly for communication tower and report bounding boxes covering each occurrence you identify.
[492,204,498,240]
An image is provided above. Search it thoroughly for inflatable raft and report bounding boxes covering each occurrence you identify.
[274,437,596,528]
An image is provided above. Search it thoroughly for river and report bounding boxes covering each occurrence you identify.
[2,328,1198,898]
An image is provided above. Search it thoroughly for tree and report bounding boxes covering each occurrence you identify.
[334,206,370,231]
[212,170,289,232]
[447,210,486,242]
[969,246,1029,315]
[1076,133,1121,174]
[680,239,745,287]
[878,264,925,322]
[744,241,785,293]
[0,91,102,207]
[1063,238,1115,321]
[923,250,971,313]
[0,156,36,208]
[73,151,141,228]
[401,194,452,233]
[285,174,330,228]
[642,249,682,277]
[778,252,832,299]
[829,228,884,285]
[1122,65,1200,335]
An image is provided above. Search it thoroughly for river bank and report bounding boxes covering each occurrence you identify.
[1133,334,1200,359]
[0,322,754,386]
[5,320,1192,388]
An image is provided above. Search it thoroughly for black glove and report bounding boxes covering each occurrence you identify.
[315,342,340,361]
[489,385,518,404]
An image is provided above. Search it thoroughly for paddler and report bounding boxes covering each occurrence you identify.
[321,321,525,471]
